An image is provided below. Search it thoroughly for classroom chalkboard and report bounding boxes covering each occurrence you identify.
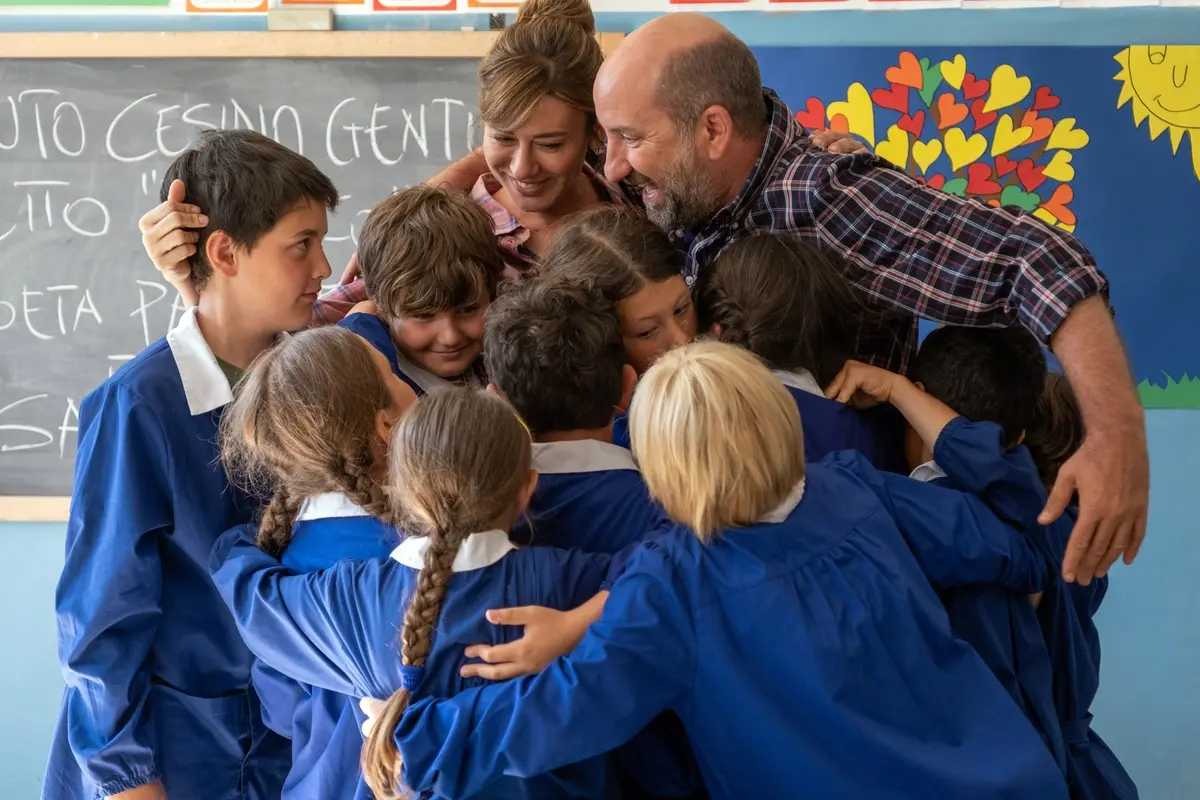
[0,54,482,500]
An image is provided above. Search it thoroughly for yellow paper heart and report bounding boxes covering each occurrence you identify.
[983,64,1032,113]
[1048,118,1090,151]
[875,125,909,170]
[944,127,988,172]
[912,139,943,174]
[990,115,1033,157]
[1032,207,1075,233]
[826,82,876,147]
[939,54,967,90]
[1043,150,1075,182]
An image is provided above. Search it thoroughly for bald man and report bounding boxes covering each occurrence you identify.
[593,14,1145,587]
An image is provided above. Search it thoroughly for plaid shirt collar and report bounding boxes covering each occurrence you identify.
[709,88,798,232]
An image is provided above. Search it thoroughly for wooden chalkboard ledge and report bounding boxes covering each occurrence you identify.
[0,31,626,59]
[0,497,70,522]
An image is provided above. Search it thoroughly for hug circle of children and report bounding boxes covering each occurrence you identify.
[43,2,1139,799]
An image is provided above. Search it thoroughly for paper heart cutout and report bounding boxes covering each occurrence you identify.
[1048,118,1090,151]
[939,54,967,90]
[984,64,1032,113]
[995,154,1019,176]
[971,99,998,133]
[941,177,969,197]
[872,84,910,115]
[1041,183,1076,226]
[1033,85,1061,112]
[795,97,827,130]
[912,139,943,174]
[829,114,850,133]
[827,83,875,146]
[1020,110,1054,144]
[936,92,969,130]
[1016,159,1047,192]
[967,162,1001,195]
[990,115,1033,157]
[962,72,990,101]
[944,127,988,172]
[918,58,945,108]
[875,124,910,170]
[1000,185,1041,212]
[886,51,924,90]
[1043,150,1075,182]
[897,111,926,139]
[926,174,946,191]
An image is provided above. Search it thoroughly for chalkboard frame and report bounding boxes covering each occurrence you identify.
[0,29,625,521]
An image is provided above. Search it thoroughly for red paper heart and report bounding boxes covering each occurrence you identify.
[936,93,969,130]
[926,174,946,191]
[1042,184,1076,226]
[795,97,827,131]
[970,98,998,132]
[885,51,924,90]
[966,162,1001,196]
[1032,85,1061,112]
[897,110,925,139]
[995,155,1019,176]
[872,84,909,115]
[961,72,990,101]
[1017,159,1047,193]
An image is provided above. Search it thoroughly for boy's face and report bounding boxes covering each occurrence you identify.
[390,299,488,379]
[234,199,331,333]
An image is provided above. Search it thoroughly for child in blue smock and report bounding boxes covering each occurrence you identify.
[218,325,418,800]
[697,232,906,471]
[210,387,619,800]
[827,330,1136,799]
[337,185,505,394]
[385,340,1068,800]
[42,130,340,800]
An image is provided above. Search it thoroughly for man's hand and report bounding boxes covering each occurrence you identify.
[824,360,903,408]
[137,179,205,307]
[108,780,167,800]
[810,129,869,155]
[1040,425,1149,584]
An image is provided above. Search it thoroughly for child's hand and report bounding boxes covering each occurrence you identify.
[810,129,869,155]
[825,360,902,408]
[339,252,361,286]
[359,696,387,737]
[137,179,205,307]
[460,602,596,681]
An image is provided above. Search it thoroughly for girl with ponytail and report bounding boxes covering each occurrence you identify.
[218,325,418,800]
[211,387,617,799]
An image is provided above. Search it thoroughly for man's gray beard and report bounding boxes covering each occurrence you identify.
[644,150,725,233]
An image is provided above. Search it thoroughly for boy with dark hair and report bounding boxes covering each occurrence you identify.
[44,129,339,800]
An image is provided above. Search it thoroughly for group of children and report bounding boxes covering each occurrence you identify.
[44,124,1137,800]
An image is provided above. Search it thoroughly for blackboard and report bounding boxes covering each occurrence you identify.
[0,33,542,512]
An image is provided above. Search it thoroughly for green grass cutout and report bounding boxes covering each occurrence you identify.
[1138,374,1200,409]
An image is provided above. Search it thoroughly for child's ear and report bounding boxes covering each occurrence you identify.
[616,364,638,414]
[206,230,239,279]
[486,382,507,399]
[373,408,395,450]
[517,468,539,512]
[710,323,723,338]
[1015,430,1026,445]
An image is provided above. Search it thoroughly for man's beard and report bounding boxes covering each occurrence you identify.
[641,147,726,233]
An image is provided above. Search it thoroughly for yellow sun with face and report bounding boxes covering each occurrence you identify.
[1114,45,1200,181]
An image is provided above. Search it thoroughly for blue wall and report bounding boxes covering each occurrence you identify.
[3,6,1196,799]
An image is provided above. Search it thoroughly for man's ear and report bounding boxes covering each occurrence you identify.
[697,105,735,161]
[206,230,239,279]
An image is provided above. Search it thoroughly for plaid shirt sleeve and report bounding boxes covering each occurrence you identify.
[773,151,1109,345]
[309,279,369,328]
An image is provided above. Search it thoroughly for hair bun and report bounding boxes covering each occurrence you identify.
[514,0,595,36]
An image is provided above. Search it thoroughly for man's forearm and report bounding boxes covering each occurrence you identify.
[1050,295,1143,434]
[425,148,489,191]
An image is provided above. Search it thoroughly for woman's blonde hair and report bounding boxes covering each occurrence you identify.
[478,0,603,133]
[362,387,532,800]
[220,327,395,557]
[629,340,805,540]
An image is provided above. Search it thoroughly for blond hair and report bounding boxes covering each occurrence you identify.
[220,327,393,557]
[478,0,603,133]
[357,185,504,323]
[362,387,532,800]
[629,340,805,540]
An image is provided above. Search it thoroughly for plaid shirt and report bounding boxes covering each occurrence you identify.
[311,163,630,326]
[684,89,1109,373]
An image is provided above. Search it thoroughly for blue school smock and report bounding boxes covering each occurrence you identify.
[772,368,908,472]
[42,307,289,800]
[514,439,666,554]
[391,446,1067,800]
[253,494,400,800]
[210,525,621,800]
[338,312,451,396]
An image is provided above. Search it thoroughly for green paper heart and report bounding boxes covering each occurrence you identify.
[941,177,969,197]
[1000,184,1041,212]
[918,57,944,108]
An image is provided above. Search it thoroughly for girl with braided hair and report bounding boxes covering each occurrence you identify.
[210,386,617,800]
[217,325,417,800]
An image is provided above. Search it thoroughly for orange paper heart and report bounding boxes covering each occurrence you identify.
[1020,110,1054,144]
[936,93,969,130]
[886,51,924,91]
[1041,184,1076,226]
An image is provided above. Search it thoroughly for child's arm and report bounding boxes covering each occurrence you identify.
[208,525,381,698]
[394,545,696,798]
[57,386,173,798]
[425,147,489,191]
[825,359,956,444]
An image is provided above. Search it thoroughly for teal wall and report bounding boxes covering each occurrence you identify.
[2,6,1197,799]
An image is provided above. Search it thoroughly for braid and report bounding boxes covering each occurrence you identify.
[362,526,471,800]
[257,487,302,558]
[337,451,393,524]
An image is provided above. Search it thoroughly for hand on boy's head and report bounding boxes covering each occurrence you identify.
[459,605,584,681]
[809,130,869,155]
[825,360,902,408]
[339,252,360,286]
[138,179,208,294]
